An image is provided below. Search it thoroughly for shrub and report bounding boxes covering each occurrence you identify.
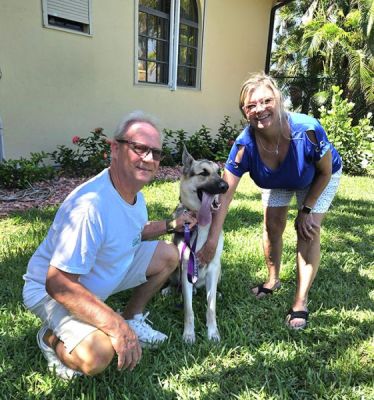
[161,116,241,165]
[0,118,241,188]
[212,116,243,161]
[0,152,55,189]
[49,127,111,177]
[162,129,188,166]
[319,86,374,176]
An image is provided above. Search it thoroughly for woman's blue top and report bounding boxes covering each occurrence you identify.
[225,112,342,190]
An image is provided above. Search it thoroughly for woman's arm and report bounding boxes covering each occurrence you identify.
[196,169,241,265]
[302,149,332,209]
[295,149,332,241]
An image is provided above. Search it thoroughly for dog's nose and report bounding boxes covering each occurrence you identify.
[219,181,229,192]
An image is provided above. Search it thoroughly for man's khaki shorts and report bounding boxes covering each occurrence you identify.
[30,240,158,353]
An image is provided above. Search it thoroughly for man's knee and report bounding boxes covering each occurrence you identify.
[72,330,114,376]
[159,241,179,271]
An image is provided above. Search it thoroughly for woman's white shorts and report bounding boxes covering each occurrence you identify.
[261,167,342,213]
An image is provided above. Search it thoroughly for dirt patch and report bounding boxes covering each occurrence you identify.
[0,167,182,218]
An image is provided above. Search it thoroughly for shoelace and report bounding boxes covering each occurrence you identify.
[117,310,153,325]
[136,311,153,326]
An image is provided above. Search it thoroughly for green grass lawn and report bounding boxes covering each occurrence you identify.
[0,174,373,399]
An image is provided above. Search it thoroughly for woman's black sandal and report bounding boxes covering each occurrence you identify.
[285,308,309,330]
[251,282,280,299]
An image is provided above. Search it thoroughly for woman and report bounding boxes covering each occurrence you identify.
[197,72,342,330]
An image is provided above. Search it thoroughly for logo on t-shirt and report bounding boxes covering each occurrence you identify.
[132,233,141,247]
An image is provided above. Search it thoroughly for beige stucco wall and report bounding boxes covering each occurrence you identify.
[0,0,273,159]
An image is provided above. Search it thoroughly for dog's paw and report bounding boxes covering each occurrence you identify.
[207,329,221,342]
[183,331,196,344]
[161,286,172,296]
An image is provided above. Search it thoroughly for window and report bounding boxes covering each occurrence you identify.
[42,0,92,35]
[137,0,200,89]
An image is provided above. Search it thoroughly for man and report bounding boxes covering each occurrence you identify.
[23,111,197,379]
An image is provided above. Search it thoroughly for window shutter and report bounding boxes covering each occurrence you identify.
[46,0,90,25]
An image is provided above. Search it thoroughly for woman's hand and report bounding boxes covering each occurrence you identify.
[196,238,218,266]
[294,211,319,241]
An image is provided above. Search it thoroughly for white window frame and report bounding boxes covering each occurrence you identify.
[135,0,204,91]
[41,0,93,36]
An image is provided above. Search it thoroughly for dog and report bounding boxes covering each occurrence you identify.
[167,146,229,343]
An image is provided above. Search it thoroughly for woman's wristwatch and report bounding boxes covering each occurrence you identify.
[301,205,313,214]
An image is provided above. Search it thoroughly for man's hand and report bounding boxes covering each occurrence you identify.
[173,211,197,233]
[46,266,142,371]
[110,321,142,371]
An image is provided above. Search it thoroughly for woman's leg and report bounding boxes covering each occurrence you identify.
[289,168,342,328]
[288,212,325,328]
[252,206,288,297]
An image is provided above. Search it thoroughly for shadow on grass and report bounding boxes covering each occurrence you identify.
[1,206,58,224]
[1,295,372,399]
[0,183,373,398]
[232,191,262,202]
[224,205,263,232]
[327,194,374,226]
[147,203,175,220]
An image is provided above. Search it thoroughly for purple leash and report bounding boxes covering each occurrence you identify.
[180,223,199,284]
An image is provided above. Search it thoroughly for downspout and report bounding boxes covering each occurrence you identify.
[0,115,4,162]
[0,65,3,161]
[265,0,296,74]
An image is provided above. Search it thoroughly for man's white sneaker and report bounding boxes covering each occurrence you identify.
[125,312,168,348]
[36,325,82,380]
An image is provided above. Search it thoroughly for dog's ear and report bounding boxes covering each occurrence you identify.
[182,145,194,174]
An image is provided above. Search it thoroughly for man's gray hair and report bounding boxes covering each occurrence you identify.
[113,110,163,144]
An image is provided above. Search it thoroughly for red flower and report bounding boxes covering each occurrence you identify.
[227,139,235,146]
[72,135,81,144]
[103,152,108,160]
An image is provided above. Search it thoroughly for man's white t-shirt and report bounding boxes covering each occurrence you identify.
[23,169,148,308]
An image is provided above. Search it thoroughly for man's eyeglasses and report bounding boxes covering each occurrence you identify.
[116,139,163,161]
[242,97,275,114]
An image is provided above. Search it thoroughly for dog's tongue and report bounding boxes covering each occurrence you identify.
[197,192,215,226]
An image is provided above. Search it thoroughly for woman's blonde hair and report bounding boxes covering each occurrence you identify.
[239,72,287,124]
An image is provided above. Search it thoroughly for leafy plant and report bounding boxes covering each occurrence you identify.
[319,86,374,175]
[0,152,55,189]
[161,116,241,165]
[182,125,215,160]
[212,116,243,161]
[49,127,111,177]
[162,129,188,166]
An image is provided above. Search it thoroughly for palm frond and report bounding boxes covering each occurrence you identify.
[312,90,331,106]
[366,0,374,36]
[347,49,374,103]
